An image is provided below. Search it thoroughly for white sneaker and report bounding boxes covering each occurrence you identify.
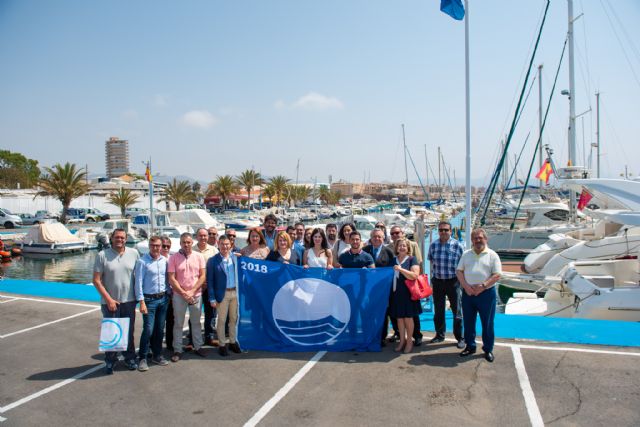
[138,359,149,372]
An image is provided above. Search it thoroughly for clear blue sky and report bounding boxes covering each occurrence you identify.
[1,0,638,185]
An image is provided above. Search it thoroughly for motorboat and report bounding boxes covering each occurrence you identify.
[18,223,86,254]
[505,258,640,321]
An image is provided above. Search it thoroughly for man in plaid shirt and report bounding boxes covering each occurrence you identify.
[427,220,465,348]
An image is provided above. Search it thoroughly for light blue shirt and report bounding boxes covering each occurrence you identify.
[134,253,167,301]
[222,255,236,289]
[264,230,277,250]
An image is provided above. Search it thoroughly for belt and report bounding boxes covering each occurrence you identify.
[144,292,166,300]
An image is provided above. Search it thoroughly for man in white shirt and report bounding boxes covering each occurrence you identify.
[456,228,502,362]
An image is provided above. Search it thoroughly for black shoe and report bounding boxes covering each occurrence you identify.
[219,345,229,357]
[380,340,387,347]
[387,334,399,343]
[459,347,476,357]
[429,336,445,344]
[414,336,423,347]
[484,352,494,362]
[229,343,242,354]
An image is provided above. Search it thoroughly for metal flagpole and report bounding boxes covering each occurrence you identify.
[148,159,155,235]
[464,0,472,248]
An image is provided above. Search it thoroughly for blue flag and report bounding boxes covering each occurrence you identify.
[238,258,394,352]
[440,0,465,21]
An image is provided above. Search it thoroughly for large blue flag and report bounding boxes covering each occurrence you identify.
[238,258,394,352]
[440,0,465,21]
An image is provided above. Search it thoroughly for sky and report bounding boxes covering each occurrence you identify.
[1,0,639,186]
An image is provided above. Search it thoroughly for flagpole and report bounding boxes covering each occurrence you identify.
[148,159,155,235]
[464,0,472,248]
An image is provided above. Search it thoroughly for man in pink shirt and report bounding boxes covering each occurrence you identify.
[168,232,207,362]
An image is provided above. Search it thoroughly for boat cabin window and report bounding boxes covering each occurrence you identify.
[543,209,569,222]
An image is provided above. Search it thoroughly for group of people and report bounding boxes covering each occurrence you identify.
[93,212,502,375]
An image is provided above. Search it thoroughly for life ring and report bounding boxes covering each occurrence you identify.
[0,250,11,259]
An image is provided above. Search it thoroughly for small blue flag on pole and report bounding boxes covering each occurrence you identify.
[440,0,465,21]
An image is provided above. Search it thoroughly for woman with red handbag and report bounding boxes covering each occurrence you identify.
[389,238,422,354]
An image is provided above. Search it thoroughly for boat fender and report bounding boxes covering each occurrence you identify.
[11,247,21,256]
[0,250,11,259]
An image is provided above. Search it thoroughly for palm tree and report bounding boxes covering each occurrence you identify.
[36,162,89,224]
[295,185,311,205]
[235,169,264,210]
[328,190,342,205]
[262,183,275,206]
[268,175,290,207]
[318,186,331,205]
[107,187,140,218]
[159,178,197,211]
[207,175,240,210]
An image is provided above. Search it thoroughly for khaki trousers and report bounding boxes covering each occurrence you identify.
[217,289,238,345]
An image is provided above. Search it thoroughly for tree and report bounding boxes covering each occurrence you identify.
[235,169,264,210]
[268,175,290,207]
[328,190,342,205]
[36,163,89,224]
[0,150,41,189]
[159,178,197,211]
[207,175,240,210]
[318,186,331,205]
[262,183,275,205]
[107,187,140,218]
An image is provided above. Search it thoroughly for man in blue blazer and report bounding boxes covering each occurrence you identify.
[207,235,241,357]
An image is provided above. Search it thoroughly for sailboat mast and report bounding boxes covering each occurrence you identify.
[424,144,429,191]
[538,64,544,185]
[568,0,577,220]
[596,91,601,178]
[437,146,441,196]
[402,124,409,203]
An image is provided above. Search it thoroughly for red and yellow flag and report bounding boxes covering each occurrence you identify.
[535,160,553,184]
[577,188,593,210]
[145,165,152,182]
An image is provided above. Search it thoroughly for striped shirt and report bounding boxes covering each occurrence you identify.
[428,237,464,279]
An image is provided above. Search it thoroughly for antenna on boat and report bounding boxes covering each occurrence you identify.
[402,124,409,204]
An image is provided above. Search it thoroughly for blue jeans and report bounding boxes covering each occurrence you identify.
[138,294,169,360]
[462,287,496,353]
[101,300,137,364]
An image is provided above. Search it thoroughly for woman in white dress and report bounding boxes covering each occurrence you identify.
[303,228,334,269]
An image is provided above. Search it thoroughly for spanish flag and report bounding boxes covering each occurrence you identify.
[536,160,553,184]
[145,165,152,182]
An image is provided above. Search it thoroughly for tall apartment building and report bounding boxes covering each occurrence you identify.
[105,137,130,178]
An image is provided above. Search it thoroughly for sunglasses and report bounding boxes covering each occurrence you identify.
[208,233,217,236]
[162,245,171,249]
[390,231,401,235]
[438,229,451,232]
[228,235,236,238]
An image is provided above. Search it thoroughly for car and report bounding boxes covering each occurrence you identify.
[124,207,149,218]
[18,213,44,226]
[0,208,22,228]
[66,207,110,222]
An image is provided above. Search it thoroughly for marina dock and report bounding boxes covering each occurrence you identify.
[1,280,639,426]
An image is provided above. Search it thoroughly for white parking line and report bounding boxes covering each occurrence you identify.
[244,351,326,427]
[443,338,640,357]
[0,294,98,308]
[0,363,104,418]
[0,298,18,304]
[0,308,100,338]
[512,346,544,427]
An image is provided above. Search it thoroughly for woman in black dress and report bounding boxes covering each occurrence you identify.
[389,237,421,353]
[266,231,300,265]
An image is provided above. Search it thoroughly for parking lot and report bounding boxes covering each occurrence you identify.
[1,291,639,426]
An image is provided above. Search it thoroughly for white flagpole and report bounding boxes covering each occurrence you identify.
[464,0,472,248]
[148,159,155,235]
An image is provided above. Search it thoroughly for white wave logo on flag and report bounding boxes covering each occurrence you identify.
[272,278,351,345]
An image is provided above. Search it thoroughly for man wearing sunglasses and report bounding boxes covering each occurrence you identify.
[428,221,465,348]
[207,227,219,248]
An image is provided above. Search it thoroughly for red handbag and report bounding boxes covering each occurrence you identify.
[405,274,432,301]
